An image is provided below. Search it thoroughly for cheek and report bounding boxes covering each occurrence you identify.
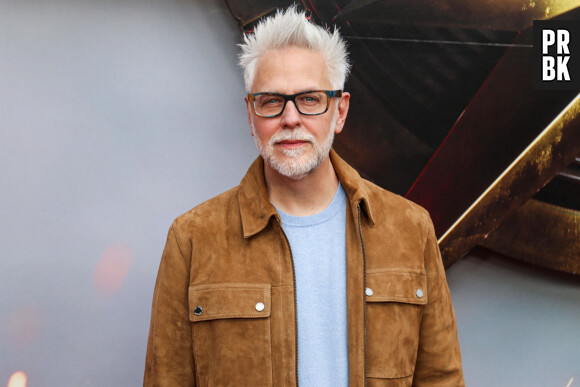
[253,121,277,141]
[317,118,335,137]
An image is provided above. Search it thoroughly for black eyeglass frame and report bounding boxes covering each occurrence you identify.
[247,90,343,118]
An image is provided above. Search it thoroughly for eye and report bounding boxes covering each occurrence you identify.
[298,94,320,104]
[257,94,283,107]
[297,93,322,105]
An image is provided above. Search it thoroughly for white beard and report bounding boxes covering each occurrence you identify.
[253,113,337,180]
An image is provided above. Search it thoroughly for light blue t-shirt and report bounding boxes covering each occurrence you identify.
[276,183,348,387]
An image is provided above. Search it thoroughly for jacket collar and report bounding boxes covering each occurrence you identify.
[329,149,375,226]
[238,149,375,239]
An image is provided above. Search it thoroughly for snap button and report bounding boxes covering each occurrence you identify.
[365,287,374,297]
[416,289,424,299]
[255,302,265,312]
[193,306,203,316]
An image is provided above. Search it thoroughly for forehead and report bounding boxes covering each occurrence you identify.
[251,46,331,93]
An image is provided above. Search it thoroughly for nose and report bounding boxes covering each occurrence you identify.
[280,100,301,129]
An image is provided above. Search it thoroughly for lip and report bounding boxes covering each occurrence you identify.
[276,140,309,149]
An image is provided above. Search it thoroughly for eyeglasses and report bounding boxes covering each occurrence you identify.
[247,90,343,118]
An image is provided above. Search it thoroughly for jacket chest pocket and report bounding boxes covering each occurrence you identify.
[188,283,272,387]
[365,269,427,384]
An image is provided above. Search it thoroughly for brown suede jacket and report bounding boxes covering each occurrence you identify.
[144,149,464,387]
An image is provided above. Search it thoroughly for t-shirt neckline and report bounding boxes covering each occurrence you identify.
[275,182,347,227]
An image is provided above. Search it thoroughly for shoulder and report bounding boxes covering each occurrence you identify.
[363,178,430,217]
[171,185,241,237]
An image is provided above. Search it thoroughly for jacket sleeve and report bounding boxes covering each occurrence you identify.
[144,223,196,387]
[413,215,465,386]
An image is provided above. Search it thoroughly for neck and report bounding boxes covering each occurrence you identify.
[264,155,339,216]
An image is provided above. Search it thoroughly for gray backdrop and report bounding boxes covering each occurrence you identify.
[1,0,578,386]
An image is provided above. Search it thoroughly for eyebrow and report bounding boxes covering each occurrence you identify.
[258,88,322,94]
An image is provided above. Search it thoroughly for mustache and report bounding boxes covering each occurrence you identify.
[269,130,316,146]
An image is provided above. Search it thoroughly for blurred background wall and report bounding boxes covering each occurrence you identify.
[1,0,578,386]
[1,1,255,385]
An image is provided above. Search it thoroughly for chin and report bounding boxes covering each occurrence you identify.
[268,153,322,180]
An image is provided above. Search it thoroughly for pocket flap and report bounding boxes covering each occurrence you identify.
[188,283,271,322]
[366,269,427,305]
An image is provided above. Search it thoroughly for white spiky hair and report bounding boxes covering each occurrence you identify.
[238,5,350,93]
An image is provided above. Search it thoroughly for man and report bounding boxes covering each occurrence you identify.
[144,6,464,387]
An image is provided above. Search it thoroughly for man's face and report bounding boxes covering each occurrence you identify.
[245,46,349,180]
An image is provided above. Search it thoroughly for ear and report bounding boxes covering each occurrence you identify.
[245,96,255,136]
[333,92,350,134]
